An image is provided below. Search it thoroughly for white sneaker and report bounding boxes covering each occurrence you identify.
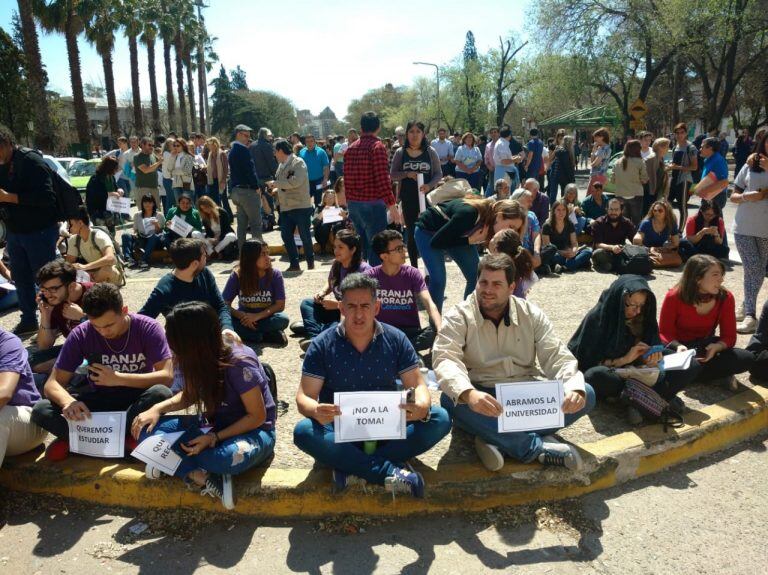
[145,464,162,480]
[735,303,745,322]
[736,316,757,334]
[474,436,504,472]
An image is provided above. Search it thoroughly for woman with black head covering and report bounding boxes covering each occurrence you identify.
[568,275,699,424]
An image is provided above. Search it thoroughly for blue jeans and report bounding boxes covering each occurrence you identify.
[309,178,324,208]
[161,178,174,213]
[553,247,593,271]
[414,226,479,314]
[232,313,290,343]
[440,384,596,463]
[299,298,340,338]
[0,289,18,311]
[205,180,221,205]
[121,233,161,264]
[279,207,315,267]
[293,406,451,485]
[141,415,275,479]
[347,200,388,266]
[457,171,480,190]
[6,225,59,325]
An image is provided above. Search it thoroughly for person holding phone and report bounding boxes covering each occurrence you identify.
[659,255,754,388]
[132,302,276,510]
[31,283,174,462]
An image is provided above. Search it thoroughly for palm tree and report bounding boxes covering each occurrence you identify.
[119,0,143,134]
[173,29,188,137]
[140,0,161,135]
[81,0,119,140]
[158,5,176,132]
[34,0,90,146]
[17,0,55,150]
[181,14,198,133]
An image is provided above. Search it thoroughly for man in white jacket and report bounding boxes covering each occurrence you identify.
[433,253,595,472]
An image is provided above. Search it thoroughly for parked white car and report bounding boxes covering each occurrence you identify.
[55,157,85,172]
[43,155,71,183]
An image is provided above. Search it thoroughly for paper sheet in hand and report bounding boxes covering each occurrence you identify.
[334,391,407,443]
[68,411,127,458]
[322,207,344,224]
[142,218,157,236]
[168,215,193,237]
[316,183,324,191]
[417,174,426,212]
[496,381,564,433]
[662,349,696,370]
[106,196,132,215]
[131,431,184,476]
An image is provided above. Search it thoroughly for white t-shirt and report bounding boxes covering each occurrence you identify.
[733,164,768,238]
[641,148,653,160]
[493,138,512,166]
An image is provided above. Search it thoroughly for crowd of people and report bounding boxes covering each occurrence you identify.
[0,112,766,511]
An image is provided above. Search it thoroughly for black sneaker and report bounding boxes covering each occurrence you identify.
[12,321,38,337]
[384,467,425,499]
[262,330,288,347]
[290,321,306,335]
[537,441,583,471]
[199,473,234,510]
[127,258,139,269]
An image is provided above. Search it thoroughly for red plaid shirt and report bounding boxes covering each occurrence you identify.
[342,134,395,206]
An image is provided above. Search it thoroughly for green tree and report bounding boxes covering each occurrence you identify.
[158,4,176,132]
[489,35,527,127]
[0,25,32,143]
[210,64,234,136]
[118,0,143,133]
[81,0,119,139]
[230,65,248,90]
[140,0,162,135]
[230,90,297,138]
[462,31,483,132]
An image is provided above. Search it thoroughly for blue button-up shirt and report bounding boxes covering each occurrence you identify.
[302,320,420,404]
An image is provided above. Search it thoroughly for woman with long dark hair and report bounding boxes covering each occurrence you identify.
[633,200,683,267]
[132,302,276,510]
[390,121,443,268]
[540,200,593,272]
[121,194,165,269]
[294,229,370,349]
[170,137,194,203]
[85,155,123,235]
[680,199,729,260]
[659,254,754,387]
[488,228,537,298]
[223,239,289,345]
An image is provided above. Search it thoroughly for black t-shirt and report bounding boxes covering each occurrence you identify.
[400,148,432,197]
[542,219,575,250]
[0,148,57,233]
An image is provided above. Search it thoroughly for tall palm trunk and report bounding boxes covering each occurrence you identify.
[128,33,142,133]
[146,36,160,135]
[65,11,89,145]
[163,37,176,132]
[174,32,188,137]
[184,48,197,133]
[17,0,54,151]
[196,42,206,132]
[100,48,120,139]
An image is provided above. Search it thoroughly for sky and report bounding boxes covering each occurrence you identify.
[0,0,532,121]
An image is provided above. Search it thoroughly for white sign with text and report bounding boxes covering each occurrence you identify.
[142,217,158,236]
[168,215,194,237]
[131,431,184,476]
[68,411,127,458]
[322,207,344,224]
[334,391,407,443]
[496,381,564,433]
[106,196,132,215]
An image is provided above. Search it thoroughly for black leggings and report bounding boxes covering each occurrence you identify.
[400,187,421,268]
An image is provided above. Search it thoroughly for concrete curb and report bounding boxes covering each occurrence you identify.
[2,385,766,517]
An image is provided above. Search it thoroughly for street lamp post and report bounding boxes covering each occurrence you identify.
[413,61,440,130]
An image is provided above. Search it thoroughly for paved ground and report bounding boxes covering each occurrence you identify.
[1,434,766,574]
[1,182,765,472]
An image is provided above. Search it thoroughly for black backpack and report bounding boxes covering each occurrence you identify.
[13,147,83,221]
[618,245,653,275]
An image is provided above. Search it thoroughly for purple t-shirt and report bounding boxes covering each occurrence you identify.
[365,265,426,328]
[211,344,276,431]
[222,269,286,312]
[0,330,40,407]
[330,261,371,300]
[55,313,172,393]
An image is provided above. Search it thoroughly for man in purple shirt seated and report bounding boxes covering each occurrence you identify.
[31,283,174,461]
[523,178,551,226]
[365,230,442,352]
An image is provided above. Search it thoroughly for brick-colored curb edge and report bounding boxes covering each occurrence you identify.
[1,385,765,517]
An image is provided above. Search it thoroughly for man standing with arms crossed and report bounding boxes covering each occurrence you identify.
[343,112,401,266]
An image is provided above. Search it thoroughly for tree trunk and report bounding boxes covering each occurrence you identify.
[146,36,161,135]
[65,11,89,146]
[100,48,120,140]
[196,42,206,132]
[174,33,188,137]
[17,0,54,151]
[163,38,176,132]
[128,33,142,134]
[184,48,197,133]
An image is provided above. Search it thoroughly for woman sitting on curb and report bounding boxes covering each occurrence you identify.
[659,254,754,389]
[132,302,276,511]
[680,199,729,260]
[633,200,686,267]
[121,194,165,269]
[312,190,348,254]
[569,275,698,424]
[293,229,370,350]
[223,240,289,346]
[540,200,593,273]
[197,195,238,260]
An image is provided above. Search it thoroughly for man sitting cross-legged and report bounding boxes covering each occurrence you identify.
[433,253,595,472]
[365,230,441,353]
[293,273,451,498]
[31,283,174,461]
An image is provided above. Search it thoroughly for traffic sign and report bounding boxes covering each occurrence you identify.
[630,119,646,131]
[629,99,648,120]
